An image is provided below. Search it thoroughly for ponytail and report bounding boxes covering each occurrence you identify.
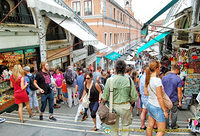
[145,67,151,87]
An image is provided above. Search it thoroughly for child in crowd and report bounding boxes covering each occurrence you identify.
[62,80,68,104]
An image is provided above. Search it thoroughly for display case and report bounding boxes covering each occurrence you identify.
[0,79,15,112]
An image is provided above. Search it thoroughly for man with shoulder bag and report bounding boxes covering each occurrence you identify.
[101,60,138,136]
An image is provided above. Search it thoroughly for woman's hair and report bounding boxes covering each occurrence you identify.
[55,67,60,72]
[131,71,137,81]
[145,60,160,87]
[40,61,47,70]
[12,64,24,82]
[85,72,93,79]
[115,60,126,74]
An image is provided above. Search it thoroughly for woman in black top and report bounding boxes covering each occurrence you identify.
[80,72,102,131]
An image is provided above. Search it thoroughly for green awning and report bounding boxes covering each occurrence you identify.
[137,32,170,57]
[105,52,120,61]
[141,0,178,35]
[97,57,101,65]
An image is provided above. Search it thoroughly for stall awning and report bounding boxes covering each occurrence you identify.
[47,47,70,62]
[141,0,178,35]
[92,42,107,50]
[27,0,73,18]
[48,16,98,45]
[97,57,101,65]
[105,52,120,61]
[137,32,170,57]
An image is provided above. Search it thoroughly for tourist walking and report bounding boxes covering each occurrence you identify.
[162,64,182,129]
[145,60,168,136]
[93,66,102,83]
[34,62,56,121]
[23,66,40,113]
[80,72,102,131]
[75,68,88,121]
[10,64,35,123]
[53,67,64,103]
[139,65,148,130]
[102,60,138,136]
[64,66,78,108]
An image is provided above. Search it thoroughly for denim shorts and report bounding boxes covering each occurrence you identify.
[63,92,68,98]
[147,103,165,122]
[56,88,62,95]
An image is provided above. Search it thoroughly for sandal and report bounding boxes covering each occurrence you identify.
[93,127,98,131]
[29,112,36,118]
[20,120,24,123]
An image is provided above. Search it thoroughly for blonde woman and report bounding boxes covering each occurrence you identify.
[10,64,35,123]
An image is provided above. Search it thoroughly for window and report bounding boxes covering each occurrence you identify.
[73,37,84,50]
[113,8,116,19]
[109,4,112,18]
[104,0,107,16]
[117,33,119,43]
[110,33,112,46]
[88,45,95,56]
[120,12,122,22]
[84,0,92,16]
[73,1,80,15]
[117,10,119,21]
[0,0,34,24]
[105,33,107,46]
[46,21,66,41]
[120,33,122,43]
[114,33,116,44]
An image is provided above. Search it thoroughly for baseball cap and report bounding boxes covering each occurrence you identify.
[23,66,30,72]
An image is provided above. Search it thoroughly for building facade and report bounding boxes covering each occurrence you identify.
[65,0,142,70]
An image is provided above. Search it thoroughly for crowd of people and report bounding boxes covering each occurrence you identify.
[5,59,183,136]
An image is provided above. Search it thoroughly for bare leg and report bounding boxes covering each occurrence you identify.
[92,118,97,131]
[156,121,166,136]
[25,101,35,117]
[146,115,156,136]
[140,108,148,128]
[18,103,23,121]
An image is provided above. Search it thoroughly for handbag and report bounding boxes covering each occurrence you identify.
[149,84,173,110]
[82,80,93,108]
[98,77,117,125]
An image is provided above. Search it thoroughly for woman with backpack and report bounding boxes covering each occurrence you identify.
[80,72,102,131]
[10,64,35,123]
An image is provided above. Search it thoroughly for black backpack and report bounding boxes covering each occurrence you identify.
[64,70,74,85]
[26,74,38,91]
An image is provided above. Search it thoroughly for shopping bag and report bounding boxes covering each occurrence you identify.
[96,113,102,129]
[74,103,84,122]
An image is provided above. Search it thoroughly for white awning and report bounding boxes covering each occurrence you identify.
[92,42,107,50]
[124,61,136,66]
[48,15,98,45]
[27,0,74,18]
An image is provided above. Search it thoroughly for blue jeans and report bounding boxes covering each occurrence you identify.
[28,91,39,109]
[40,91,54,114]
[56,88,62,95]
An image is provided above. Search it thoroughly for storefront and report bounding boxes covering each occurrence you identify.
[0,45,40,113]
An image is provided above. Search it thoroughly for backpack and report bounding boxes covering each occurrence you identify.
[64,70,74,85]
[26,74,38,91]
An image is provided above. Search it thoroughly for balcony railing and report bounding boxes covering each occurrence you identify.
[0,12,34,24]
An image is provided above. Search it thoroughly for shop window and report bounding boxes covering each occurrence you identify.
[73,36,84,51]
[46,21,66,41]
[72,1,80,15]
[0,0,34,24]
[84,0,92,16]
[88,45,94,56]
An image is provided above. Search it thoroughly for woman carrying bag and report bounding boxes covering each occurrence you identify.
[80,72,102,131]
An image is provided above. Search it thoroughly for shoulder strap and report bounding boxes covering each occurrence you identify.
[109,77,114,113]
[149,84,156,96]
[87,80,93,99]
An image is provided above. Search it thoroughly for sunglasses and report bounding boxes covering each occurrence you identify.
[85,78,90,80]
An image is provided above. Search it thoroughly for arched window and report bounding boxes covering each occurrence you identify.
[73,36,83,50]
[46,21,66,41]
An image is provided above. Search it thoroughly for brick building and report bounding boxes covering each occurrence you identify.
[65,0,142,70]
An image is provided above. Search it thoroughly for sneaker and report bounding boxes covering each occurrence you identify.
[49,116,56,121]
[54,104,60,108]
[40,115,43,120]
[0,118,6,123]
[81,114,88,121]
